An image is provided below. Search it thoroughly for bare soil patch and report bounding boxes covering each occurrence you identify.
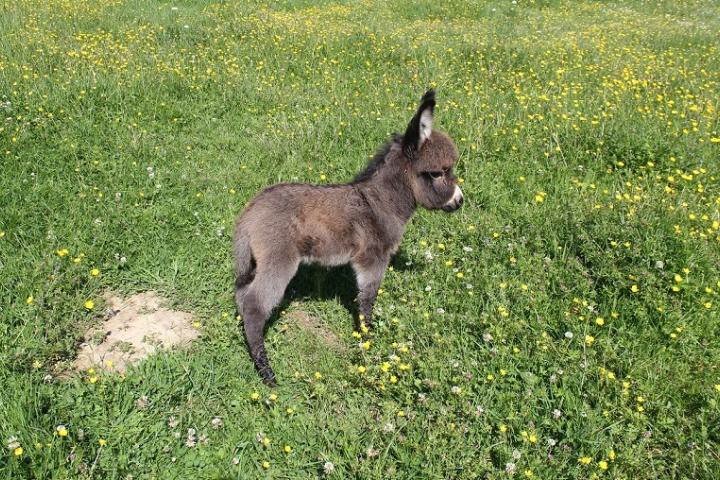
[285,303,345,352]
[74,291,199,372]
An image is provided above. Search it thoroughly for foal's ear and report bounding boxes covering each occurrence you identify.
[402,89,435,158]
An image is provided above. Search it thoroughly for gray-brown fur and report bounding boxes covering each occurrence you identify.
[233,90,463,385]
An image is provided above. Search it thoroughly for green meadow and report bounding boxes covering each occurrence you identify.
[1,0,719,477]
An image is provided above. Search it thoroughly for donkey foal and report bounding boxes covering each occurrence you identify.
[233,90,463,385]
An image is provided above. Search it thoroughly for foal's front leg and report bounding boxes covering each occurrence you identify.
[352,256,389,330]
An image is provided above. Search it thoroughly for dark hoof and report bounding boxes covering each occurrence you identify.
[260,369,277,387]
[263,377,277,388]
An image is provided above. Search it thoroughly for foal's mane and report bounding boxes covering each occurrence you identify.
[353,134,402,183]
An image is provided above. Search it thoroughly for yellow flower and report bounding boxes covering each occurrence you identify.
[360,341,370,351]
[14,447,23,456]
[595,317,605,326]
[714,384,720,392]
[261,461,270,469]
[314,371,322,380]
[579,456,592,465]
[534,192,547,203]
[283,445,292,453]
[630,285,639,293]
[286,407,295,415]
[261,437,270,447]
[524,469,534,478]
[90,268,101,276]
[608,450,616,461]
[56,425,69,437]
[84,299,95,310]
[250,392,260,401]
[357,366,366,374]
[598,460,609,470]
[26,295,34,305]
[528,434,538,443]
[269,393,278,402]
[499,424,508,433]
[99,439,107,446]
[57,248,69,257]
[585,335,595,347]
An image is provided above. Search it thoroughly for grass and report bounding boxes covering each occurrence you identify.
[1,0,720,477]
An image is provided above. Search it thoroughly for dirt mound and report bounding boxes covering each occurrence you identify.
[286,305,345,352]
[74,291,199,372]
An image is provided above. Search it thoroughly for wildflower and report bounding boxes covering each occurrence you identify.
[585,335,595,346]
[211,417,223,429]
[262,461,270,469]
[499,424,508,433]
[56,425,69,437]
[357,366,367,374]
[7,437,20,450]
[579,456,592,465]
[595,317,605,326]
[268,393,278,402]
[505,462,516,474]
[630,285,639,293]
[323,461,335,474]
[98,439,107,446]
[185,428,197,447]
[524,469,534,477]
[26,295,34,305]
[14,447,23,456]
[57,249,69,257]
[598,460,608,470]
[608,450,616,461]
[84,299,95,310]
[250,392,260,401]
[314,371,323,380]
[284,445,292,453]
[136,395,150,409]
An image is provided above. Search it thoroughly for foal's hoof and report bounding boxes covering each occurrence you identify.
[260,370,277,387]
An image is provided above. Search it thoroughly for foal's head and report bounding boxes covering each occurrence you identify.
[402,90,464,212]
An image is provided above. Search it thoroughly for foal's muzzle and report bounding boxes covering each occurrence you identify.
[442,185,464,212]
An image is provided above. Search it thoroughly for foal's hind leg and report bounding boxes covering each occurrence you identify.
[242,259,299,386]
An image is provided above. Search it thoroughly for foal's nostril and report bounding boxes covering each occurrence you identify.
[458,195,464,207]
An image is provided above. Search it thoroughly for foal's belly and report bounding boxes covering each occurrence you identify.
[300,253,351,267]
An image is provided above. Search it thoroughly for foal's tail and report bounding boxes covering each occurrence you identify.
[233,227,256,315]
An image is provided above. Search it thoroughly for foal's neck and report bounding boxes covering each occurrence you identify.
[357,164,416,227]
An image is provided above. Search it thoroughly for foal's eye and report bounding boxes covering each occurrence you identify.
[426,171,444,179]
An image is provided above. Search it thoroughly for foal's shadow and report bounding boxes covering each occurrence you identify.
[264,249,416,331]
